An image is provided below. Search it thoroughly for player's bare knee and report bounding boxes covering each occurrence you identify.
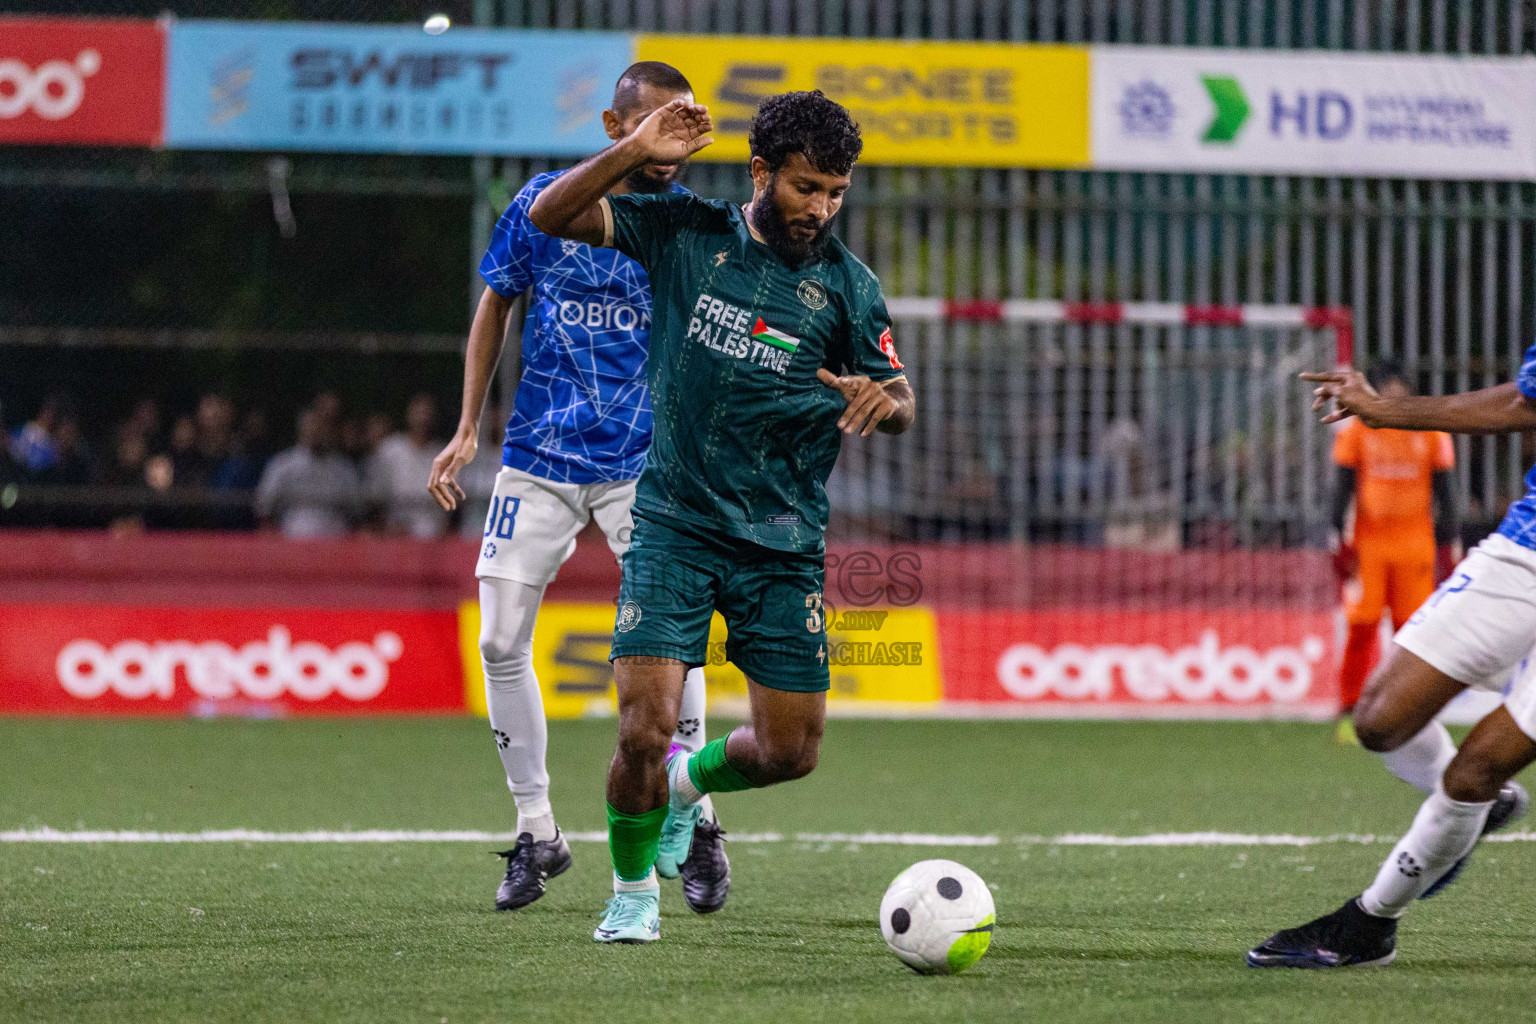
[614,716,671,772]
[1351,711,1402,753]
[759,737,820,783]
[788,744,819,780]
[1442,750,1507,803]
[1351,690,1413,752]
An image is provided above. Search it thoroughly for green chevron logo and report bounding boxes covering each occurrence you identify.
[1201,75,1250,143]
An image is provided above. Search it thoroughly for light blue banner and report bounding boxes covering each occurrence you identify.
[165,22,634,155]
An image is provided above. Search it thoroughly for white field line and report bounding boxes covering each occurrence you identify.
[4,827,1536,847]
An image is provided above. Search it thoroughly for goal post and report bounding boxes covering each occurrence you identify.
[813,299,1357,720]
[882,298,1354,366]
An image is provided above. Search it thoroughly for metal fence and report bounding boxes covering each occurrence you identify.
[6,0,1535,543]
[471,0,1536,544]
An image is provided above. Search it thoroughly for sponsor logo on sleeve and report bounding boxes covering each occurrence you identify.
[878,326,903,369]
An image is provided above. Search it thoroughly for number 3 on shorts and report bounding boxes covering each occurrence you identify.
[804,591,823,633]
[484,496,521,540]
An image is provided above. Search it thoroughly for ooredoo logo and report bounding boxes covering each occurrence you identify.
[0,49,99,120]
[55,626,404,702]
[0,19,164,146]
[996,630,1325,703]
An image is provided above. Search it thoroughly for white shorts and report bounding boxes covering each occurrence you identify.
[474,466,636,587]
[1394,533,1536,740]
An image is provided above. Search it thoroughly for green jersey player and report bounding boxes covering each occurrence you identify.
[530,90,916,943]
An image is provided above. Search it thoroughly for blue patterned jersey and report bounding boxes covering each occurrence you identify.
[479,171,683,484]
[1496,339,1536,550]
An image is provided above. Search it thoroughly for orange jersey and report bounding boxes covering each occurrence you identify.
[1333,418,1453,557]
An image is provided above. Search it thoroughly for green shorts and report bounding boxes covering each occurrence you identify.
[608,510,830,693]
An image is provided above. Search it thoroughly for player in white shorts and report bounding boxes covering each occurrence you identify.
[428,62,728,914]
[1247,352,1536,969]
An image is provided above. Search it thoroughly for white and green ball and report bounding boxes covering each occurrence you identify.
[879,859,995,974]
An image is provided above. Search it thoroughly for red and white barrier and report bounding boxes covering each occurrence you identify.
[883,298,1355,365]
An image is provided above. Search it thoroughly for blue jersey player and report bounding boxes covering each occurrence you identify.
[1246,357,1536,969]
[429,62,728,915]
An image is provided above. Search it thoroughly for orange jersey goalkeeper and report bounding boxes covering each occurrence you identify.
[1332,359,1459,714]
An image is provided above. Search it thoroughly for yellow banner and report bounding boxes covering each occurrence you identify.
[634,34,1089,168]
[461,600,941,719]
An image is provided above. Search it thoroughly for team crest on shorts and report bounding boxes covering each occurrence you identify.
[797,279,827,310]
[616,601,642,632]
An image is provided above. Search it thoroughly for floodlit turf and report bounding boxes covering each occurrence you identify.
[3,717,1535,1023]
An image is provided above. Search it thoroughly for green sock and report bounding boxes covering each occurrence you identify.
[606,803,667,882]
[686,737,757,795]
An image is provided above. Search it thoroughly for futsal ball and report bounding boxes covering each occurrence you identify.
[879,859,995,974]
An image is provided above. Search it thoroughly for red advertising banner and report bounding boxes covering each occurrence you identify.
[937,608,1338,717]
[0,17,164,146]
[0,604,464,715]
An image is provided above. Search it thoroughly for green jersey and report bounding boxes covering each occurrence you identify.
[603,191,906,554]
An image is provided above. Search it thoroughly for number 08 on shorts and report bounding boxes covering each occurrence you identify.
[474,467,637,587]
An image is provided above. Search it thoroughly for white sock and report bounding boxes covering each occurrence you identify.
[671,666,715,821]
[1381,720,1457,794]
[517,812,557,843]
[614,869,658,893]
[673,666,708,752]
[1360,785,1493,918]
[669,747,705,808]
[479,578,555,835]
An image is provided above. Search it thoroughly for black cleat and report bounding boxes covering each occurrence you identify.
[679,817,731,914]
[493,829,572,911]
[1247,898,1397,968]
[1419,779,1529,900]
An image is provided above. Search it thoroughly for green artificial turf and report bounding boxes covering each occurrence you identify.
[3,717,1534,1023]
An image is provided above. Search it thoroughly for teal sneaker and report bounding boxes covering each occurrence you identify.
[655,750,702,879]
[593,888,660,944]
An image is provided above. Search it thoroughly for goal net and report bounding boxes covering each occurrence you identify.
[814,300,1354,719]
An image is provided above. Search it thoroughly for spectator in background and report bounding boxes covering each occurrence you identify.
[239,406,274,471]
[99,427,151,487]
[254,406,363,539]
[40,414,94,485]
[166,414,197,472]
[366,393,448,538]
[340,415,370,466]
[364,412,392,459]
[172,395,257,491]
[311,391,342,433]
[121,398,162,453]
[8,392,71,476]
[97,423,154,533]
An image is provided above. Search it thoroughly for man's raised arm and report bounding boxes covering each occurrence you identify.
[1303,368,1536,435]
[529,98,712,246]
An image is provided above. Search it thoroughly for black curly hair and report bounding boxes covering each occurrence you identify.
[747,90,863,176]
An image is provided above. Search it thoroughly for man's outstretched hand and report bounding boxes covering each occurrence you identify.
[1300,368,1382,426]
[818,368,905,436]
[629,98,714,165]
